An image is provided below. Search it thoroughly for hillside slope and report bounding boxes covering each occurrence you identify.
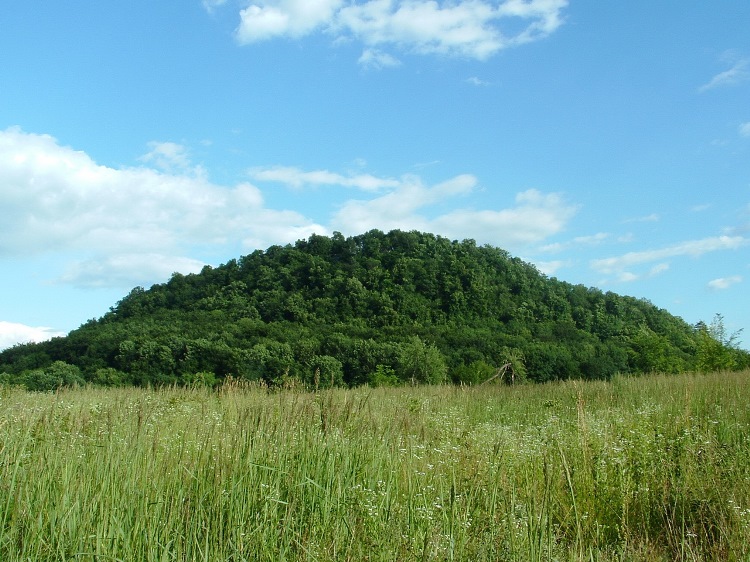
[1,230,745,388]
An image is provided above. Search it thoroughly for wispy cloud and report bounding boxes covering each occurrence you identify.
[249,165,400,191]
[466,76,490,86]
[623,213,659,224]
[139,141,204,177]
[231,0,568,61]
[707,275,742,291]
[202,0,228,14]
[740,122,750,137]
[699,53,750,92]
[358,48,401,69]
[533,259,570,276]
[591,236,748,282]
[58,254,208,289]
[539,232,609,253]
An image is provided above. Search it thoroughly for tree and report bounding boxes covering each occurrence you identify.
[398,336,448,384]
[695,314,743,372]
[308,355,344,388]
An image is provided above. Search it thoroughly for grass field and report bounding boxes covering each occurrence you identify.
[1,371,749,561]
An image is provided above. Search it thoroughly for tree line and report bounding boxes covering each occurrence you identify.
[1,230,747,391]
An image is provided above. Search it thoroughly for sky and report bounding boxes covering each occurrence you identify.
[1,1,749,351]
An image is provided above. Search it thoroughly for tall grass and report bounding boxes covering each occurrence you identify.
[1,371,749,560]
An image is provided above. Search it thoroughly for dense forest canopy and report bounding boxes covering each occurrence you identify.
[2,230,747,390]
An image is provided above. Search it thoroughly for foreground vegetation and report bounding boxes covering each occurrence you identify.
[2,370,749,561]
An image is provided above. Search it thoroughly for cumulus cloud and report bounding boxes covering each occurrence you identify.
[590,236,748,282]
[0,127,326,288]
[249,165,401,191]
[0,321,66,351]
[699,53,750,92]
[236,0,344,43]
[707,275,742,291]
[1,126,578,290]
[431,189,578,246]
[232,0,568,60]
[332,178,578,251]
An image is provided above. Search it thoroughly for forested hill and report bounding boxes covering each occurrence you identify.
[2,230,747,389]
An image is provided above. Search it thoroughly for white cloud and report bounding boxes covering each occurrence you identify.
[623,213,659,224]
[202,0,228,13]
[466,76,489,86]
[333,181,578,251]
[707,275,742,291]
[0,127,579,290]
[0,321,66,352]
[615,271,639,283]
[533,259,569,276]
[232,0,568,60]
[58,254,207,289]
[591,236,748,280]
[740,122,750,137]
[699,54,750,92]
[539,232,608,253]
[358,48,402,69]
[139,141,202,176]
[0,127,326,288]
[249,165,400,191]
[332,173,477,231]
[236,0,344,43]
[599,262,669,284]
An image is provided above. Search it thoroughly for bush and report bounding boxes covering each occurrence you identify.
[92,367,132,387]
[183,371,219,388]
[16,361,84,392]
[451,360,496,385]
[368,364,401,387]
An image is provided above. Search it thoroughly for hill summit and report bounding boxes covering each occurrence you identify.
[1,230,746,389]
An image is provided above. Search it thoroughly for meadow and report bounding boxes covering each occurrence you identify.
[1,371,749,561]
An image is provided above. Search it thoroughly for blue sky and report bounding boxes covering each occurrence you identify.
[1,1,749,351]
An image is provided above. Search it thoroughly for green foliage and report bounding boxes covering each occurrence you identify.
[629,325,689,374]
[451,359,495,385]
[695,314,743,373]
[11,361,85,392]
[308,355,344,388]
[182,371,219,388]
[92,367,131,387]
[2,230,745,387]
[398,336,448,384]
[367,364,401,387]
